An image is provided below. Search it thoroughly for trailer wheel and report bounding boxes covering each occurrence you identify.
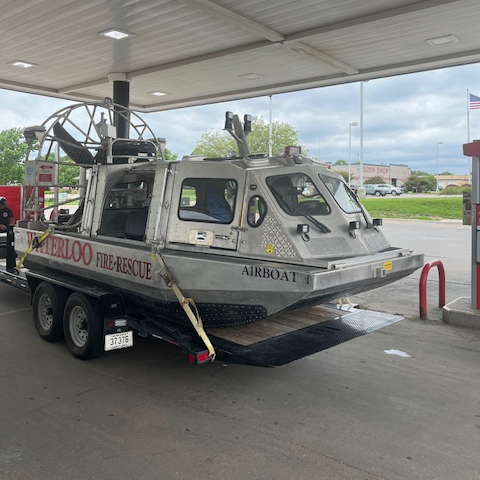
[32,281,68,342]
[63,292,104,360]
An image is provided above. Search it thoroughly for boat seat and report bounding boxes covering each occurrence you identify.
[206,185,232,222]
[94,140,157,164]
[109,211,128,231]
[98,210,128,236]
[53,122,94,165]
[125,209,148,240]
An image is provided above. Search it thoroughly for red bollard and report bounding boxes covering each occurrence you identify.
[419,260,446,320]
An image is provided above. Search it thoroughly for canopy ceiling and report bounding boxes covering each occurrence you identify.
[2,0,479,112]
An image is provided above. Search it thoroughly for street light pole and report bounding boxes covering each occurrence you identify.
[359,82,365,186]
[436,141,443,191]
[348,122,358,186]
[356,81,368,198]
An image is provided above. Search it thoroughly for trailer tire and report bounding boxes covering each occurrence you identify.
[63,292,104,360]
[33,281,68,342]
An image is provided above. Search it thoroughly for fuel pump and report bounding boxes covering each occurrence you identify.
[463,139,480,309]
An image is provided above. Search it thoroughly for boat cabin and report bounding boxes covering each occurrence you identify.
[82,152,390,269]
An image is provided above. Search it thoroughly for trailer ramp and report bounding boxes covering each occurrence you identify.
[207,306,402,367]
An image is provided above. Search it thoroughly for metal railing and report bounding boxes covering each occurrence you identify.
[419,260,446,320]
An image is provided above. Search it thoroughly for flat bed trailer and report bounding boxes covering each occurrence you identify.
[1,101,424,367]
[0,230,402,367]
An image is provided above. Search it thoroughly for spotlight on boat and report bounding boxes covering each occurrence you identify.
[285,146,302,156]
[297,223,310,241]
[23,125,46,148]
[349,220,360,238]
[244,114,252,132]
[297,224,309,234]
[224,111,234,130]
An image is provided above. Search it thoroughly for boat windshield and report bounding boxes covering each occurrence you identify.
[319,174,362,214]
[267,173,331,216]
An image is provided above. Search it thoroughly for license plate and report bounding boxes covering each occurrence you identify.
[104,331,133,351]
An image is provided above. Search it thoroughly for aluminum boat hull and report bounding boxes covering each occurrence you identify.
[16,228,424,327]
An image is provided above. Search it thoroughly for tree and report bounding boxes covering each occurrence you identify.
[192,117,305,157]
[403,171,436,192]
[365,175,385,184]
[334,159,347,165]
[440,171,453,175]
[0,128,28,185]
[163,148,179,161]
[58,157,80,187]
[338,171,349,182]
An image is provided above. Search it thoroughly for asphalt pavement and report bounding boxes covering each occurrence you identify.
[351,218,472,320]
[1,220,479,480]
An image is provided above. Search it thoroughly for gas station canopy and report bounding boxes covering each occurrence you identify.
[2,0,480,112]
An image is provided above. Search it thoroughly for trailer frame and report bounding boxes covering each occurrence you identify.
[0,225,403,367]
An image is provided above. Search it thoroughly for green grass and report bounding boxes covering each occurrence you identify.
[360,196,463,220]
[44,192,80,208]
[43,190,464,221]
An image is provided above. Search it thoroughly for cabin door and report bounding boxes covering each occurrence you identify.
[166,174,240,250]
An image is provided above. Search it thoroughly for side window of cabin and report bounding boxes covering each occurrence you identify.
[320,175,362,214]
[178,178,237,224]
[247,195,267,227]
[99,173,152,240]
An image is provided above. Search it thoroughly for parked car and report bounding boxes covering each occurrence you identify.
[376,184,403,196]
[361,184,403,196]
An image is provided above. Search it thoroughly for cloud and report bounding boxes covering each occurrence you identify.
[2,62,480,174]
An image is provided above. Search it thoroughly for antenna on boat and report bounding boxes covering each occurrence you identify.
[224,111,251,157]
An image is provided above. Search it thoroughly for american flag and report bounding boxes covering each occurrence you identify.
[470,93,480,110]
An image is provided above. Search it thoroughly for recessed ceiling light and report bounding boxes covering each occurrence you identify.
[238,73,263,80]
[151,91,167,96]
[426,34,459,46]
[9,60,37,68]
[98,29,134,40]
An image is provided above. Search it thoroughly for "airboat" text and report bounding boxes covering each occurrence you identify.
[241,265,297,282]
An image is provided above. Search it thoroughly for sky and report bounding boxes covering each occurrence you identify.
[2,62,480,175]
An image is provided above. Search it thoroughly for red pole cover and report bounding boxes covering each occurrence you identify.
[463,141,480,157]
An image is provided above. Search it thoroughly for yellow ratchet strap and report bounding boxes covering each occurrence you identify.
[337,297,354,310]
[150,250,216,361]
[16,228,52,270]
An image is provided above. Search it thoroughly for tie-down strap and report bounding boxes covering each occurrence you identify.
[16,228,53,270]
[151,250,216,361]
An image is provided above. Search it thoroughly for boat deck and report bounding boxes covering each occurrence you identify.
[207,304,402,366]
[207,305,341,346]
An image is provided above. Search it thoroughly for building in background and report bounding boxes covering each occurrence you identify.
[328,163,411,187]
[437,174,470,189]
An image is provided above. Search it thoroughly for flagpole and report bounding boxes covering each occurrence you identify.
[467,88,470,142]
[268,95,273,157]
[359,82,364,186]
[467,89,471,183]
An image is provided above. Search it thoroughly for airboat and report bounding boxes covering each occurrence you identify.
[13,100,424,329]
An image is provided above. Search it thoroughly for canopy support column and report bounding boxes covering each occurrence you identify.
[109,73,130,139]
